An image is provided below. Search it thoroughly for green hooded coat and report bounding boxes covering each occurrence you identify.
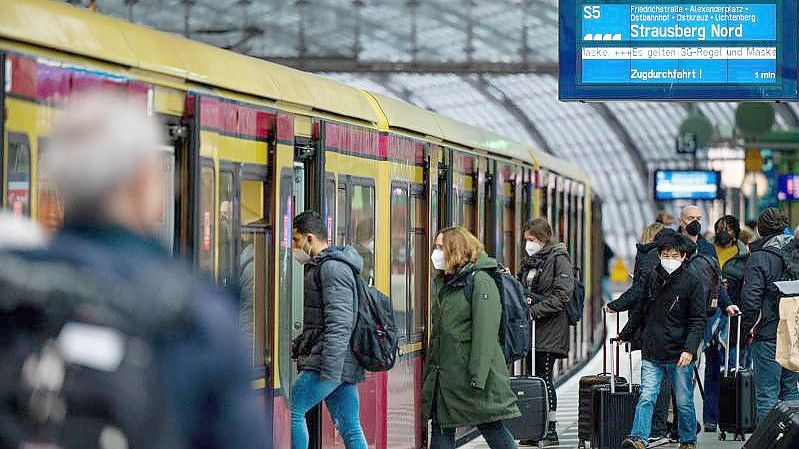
[422,252,521,429]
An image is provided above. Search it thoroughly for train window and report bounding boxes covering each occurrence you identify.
[351,182,375,285]
[390,185,409,337]
[337,181,348,245]
[199,163,215,273]
[239,176,269,370]
[5,133,31,217]
[463,190,476,234]
[218,169,236,286]
[409,185,427,339]
[502,196,515,273]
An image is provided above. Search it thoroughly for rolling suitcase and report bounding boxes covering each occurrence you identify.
[505,321,548,442]
[718,313,756,441]
[742,400,799,449]
[578,312,629,448]
[591,337,639,449]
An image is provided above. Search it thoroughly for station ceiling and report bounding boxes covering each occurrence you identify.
[61,0,799,260]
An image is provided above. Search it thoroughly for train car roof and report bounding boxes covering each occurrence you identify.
[368,91,537,165]
[0,0,379,123]
[532,148,590,185]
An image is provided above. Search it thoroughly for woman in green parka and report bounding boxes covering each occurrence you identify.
[423,227,520,449]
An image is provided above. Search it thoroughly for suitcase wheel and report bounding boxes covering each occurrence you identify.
[577,440,586,449]
[718,431,726,441]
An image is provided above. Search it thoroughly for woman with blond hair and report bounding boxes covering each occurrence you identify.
[422,227,520,449]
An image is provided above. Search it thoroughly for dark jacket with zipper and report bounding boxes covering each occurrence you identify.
[612,264,706,362]
[741,233,794,343]
[518,242,574,358]
[720,240,750,347]
[618,242,661,350]
[293,245,365,383]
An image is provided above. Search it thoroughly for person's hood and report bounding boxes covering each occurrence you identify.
[446,251,498,283]
[636,241,658,255]
[316,245,364,273]
[762,233,793,252]
[735,239,750,256]
[537,242,569,259]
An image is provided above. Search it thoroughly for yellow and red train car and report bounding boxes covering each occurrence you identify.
[0,1,605,447]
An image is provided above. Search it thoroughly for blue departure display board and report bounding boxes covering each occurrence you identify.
[559,1,799,100]
[654,170,721,200]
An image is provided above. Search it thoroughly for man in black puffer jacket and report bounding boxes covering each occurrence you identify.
[741,207,799,423]
[290,211,367,449]
[607,233,706,449]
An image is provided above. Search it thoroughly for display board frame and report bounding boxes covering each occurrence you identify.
[559,0,799,101]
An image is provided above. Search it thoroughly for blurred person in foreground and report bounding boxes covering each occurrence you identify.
[741,208,799,423]
[0,91,266,449]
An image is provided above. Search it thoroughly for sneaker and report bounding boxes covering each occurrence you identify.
[621,437,646,449]
[648,435,669,446]
[678,444,696,449]
[703,422,717,432]
[518,440,538,447]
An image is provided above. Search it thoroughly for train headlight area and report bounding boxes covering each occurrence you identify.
[2,1,796,448]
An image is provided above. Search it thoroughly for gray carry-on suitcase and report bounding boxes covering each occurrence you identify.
[505,321,548,442]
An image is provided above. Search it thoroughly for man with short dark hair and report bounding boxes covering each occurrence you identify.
[290,211,367,449]
[607,233,706,449]
[741,207,799,423]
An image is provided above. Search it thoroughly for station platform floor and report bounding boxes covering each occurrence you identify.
[461,313,746,449]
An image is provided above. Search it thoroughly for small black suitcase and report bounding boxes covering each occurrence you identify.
[579,312,628,447]
[591,338,639,449]
[718,314,756,441]
[505,376,548,441]
[742,400,799,449]
[505,321,549,442]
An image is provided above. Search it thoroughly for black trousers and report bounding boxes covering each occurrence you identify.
[534,352,558,412]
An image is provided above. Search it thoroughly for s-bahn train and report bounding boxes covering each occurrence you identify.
[0,1,606,447]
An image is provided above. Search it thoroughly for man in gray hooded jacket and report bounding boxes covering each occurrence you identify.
[290,211,367,449]
[741,207,799,423]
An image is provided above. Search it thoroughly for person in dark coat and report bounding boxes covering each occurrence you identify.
[20,92,267,449]
[423,226,520,449]
[741,207,799,423]
[290,211,367,449]
[606,233,706,449]
[518,218,574,447]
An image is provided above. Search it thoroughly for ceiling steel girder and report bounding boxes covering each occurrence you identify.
[266,57,559,74]
[466,75,555,154]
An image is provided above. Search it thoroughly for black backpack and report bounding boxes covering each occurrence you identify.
[465,265,531,363]
[763,239,799,282]
[551,254,583,326]
[0,253,185,449]
[566,268,585,326]
[317,257,399,372]
[687,252,722,315]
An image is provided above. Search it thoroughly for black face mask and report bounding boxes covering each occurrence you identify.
[716,231,733,246]
[686,220,701,237]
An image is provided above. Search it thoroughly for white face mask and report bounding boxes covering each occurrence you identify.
[292,239,312,264]
[525,240,543,256]
[660,258,682,274]
[431,249,446,270]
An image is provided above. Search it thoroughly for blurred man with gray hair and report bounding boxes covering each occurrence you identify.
[1,91,266,449]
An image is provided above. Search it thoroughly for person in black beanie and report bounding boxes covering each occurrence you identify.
[741,207,799,423]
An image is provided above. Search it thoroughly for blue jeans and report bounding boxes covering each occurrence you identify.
[290,370,367,449]
[630,359,697,444]
[751,340,799,424]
